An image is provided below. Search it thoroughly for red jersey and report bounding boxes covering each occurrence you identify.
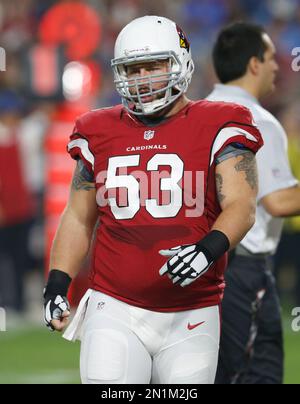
[68,100,263,312]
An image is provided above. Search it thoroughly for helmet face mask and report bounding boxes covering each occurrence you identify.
[112,51,185,115]
[111,16,194,116]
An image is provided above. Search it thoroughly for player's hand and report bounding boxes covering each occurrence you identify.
[44,294,71,332]
[159,243,213,287]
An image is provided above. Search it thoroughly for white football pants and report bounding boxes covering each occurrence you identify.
[64,290,220,384]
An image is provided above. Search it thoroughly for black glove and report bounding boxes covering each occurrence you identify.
[43,270,72,331]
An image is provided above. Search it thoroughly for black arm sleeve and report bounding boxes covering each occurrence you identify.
[77,159,95,182]
[215,143,252,165]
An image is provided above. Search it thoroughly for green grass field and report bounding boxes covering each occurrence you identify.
[0,320,299,384]
[0,327,81,384]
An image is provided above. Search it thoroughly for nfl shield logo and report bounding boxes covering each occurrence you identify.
[144,130,155,141]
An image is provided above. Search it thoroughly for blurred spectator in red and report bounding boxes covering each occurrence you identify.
[0,90,34,313]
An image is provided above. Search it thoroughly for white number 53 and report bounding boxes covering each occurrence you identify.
[106,154,184,220]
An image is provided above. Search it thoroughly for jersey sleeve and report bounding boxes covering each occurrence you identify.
[67,116,95,174]
[211,105,264,166]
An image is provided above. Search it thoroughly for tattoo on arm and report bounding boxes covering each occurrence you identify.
[234,151,258,190]
[216,173,226,204]
[72,161,95,191]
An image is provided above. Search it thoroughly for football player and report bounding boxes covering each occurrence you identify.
[44,16,263,384]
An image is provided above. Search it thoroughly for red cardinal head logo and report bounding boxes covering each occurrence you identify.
[176,25,190,52]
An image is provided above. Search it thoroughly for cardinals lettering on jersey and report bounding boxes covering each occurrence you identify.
[67,100,263,312]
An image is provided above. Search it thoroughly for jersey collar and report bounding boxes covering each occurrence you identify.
[121,101,194,128]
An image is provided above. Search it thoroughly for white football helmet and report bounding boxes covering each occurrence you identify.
[111,16,194,115]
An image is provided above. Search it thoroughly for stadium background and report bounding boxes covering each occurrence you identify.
[0,0,299,384]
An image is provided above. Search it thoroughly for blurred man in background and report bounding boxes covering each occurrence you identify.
[207,22,300,384]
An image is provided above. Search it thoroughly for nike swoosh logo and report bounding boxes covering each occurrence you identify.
[187,321,205,330]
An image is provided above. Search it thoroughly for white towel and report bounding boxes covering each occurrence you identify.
[63,289,93,342]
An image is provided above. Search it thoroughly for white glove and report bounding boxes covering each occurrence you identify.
[44,293,70,331]
[159,243,213,287]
